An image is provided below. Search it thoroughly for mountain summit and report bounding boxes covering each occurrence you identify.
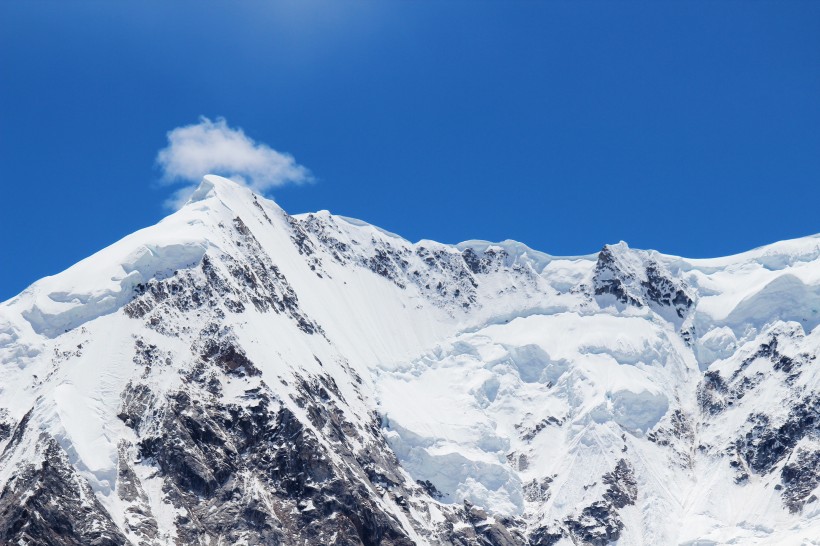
[1,175,819,545]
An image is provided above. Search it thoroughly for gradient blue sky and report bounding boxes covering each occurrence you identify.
[2,1,820,301]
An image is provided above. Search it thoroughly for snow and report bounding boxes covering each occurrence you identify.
[724,274,820,333]
[456,239,566,274]
[376,311,695,521]
[696,326,738,368]
[2,174,820,543]
[53,383,118,491]
[335,214,407,242]
[9,228,209,338]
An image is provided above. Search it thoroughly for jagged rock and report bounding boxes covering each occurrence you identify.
[563,460,637,545]
[781,449,820,513]
[592,243,693,323]
[736,394,820,475]
[697,370,729,415]
[0,438,128,546]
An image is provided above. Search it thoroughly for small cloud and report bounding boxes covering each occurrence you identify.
[156,117,312,208]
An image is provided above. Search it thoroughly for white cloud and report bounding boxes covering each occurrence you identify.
[156,117,312,208]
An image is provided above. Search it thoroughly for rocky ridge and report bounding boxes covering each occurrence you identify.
[0,175,819,544]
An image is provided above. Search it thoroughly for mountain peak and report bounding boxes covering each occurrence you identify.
[186,174,267,208]
[3,179,820,544]
[593,242,694,325]
[187,174,234,203]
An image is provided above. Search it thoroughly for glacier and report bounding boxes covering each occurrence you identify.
[0,175,819,545]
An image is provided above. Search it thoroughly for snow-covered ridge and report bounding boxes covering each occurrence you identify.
[4,175,820,346]
[1,175,819,545]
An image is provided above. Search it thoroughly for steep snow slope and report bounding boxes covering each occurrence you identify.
[0,175,819,545]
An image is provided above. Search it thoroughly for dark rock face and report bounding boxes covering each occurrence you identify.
[732,330,813,384]
[0,438,128,546]
[592,245,694,323]
[641,263,693,319]
[121,376,421,545]
[780,449,820,513]
[697,327,812,432]
[357,238,485,312]
[516,417,563,443]
[522,476,552,503]
[563,459,637,546]
[229,217,321,333]
[366,244,411,288]
[461,247,509,275]
[0,409,13,444]
[299,215,556,317]
[648,410,694,447]
[415,246,479,307]
[298,213,352,264]
[647,410,696,468]
[528,527,563,546]
[461,247,483,275]
[593,246,643,307]
[116,445,159,544]
[198,326,260,377]
[697,370,729,416]
[736,394,820,475]
[602,460,638,509]
[696,323,820,514]
[565,501,625,546]
[125,216,321,336]
[434,502,527,546]
[285,213,326,277]
[416,479,443,499]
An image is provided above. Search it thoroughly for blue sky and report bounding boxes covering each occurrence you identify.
[2,1,819,301]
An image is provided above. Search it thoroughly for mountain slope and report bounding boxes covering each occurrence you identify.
[1,175,819,545]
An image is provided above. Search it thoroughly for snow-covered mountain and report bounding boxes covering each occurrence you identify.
[1,175,819,545]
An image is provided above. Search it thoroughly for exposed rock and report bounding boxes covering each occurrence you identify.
[736,394,820,475]
[563,459,637,545]
[0,438,128,546]
[593,244,693,324]
[781,449,820,513]
[697,370,729,415]
[593,245,643,307]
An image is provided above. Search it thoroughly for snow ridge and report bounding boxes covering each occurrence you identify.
[1,175,819,545]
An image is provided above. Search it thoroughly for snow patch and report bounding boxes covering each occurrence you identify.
[52,384,118,494]
[505,343,568,384]
[591,389,669,434]
[724,274,820,334]
[385,423,523,515]
[695,326,738,369]
[18,240,208,338]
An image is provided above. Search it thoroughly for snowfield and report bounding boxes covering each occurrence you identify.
[1,175,819,545]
